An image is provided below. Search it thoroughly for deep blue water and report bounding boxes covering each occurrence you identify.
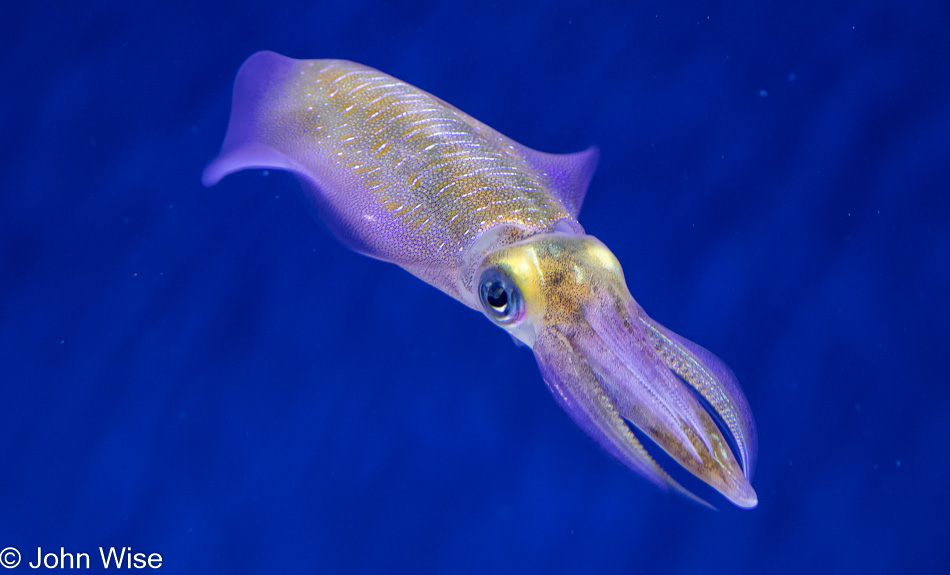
[2,1,948,573]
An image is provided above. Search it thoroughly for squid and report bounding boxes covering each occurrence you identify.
[203,51,758,508]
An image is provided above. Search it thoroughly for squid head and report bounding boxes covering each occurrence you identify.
[473,233,758,508]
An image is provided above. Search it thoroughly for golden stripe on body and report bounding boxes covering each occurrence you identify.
[285,60,570,259]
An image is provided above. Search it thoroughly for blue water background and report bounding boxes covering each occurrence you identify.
[2,1,948,573]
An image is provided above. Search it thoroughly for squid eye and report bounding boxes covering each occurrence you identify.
[478,268,524,325]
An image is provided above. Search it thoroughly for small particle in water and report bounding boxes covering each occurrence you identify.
[758,89,768,98]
